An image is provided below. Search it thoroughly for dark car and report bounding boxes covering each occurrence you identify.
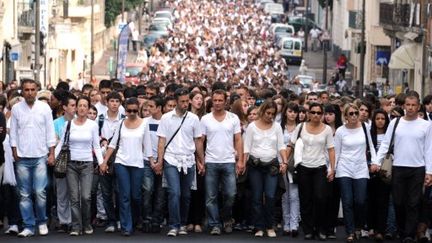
[142,33,164,52]
[288,17,320,33]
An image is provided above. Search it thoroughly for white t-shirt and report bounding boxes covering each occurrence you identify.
[244,122,285,163]
[157,110,202,169]
[65,119,103,164]
[143,117,160,159]
[109,120,153,168]
[375,117,432,173]
[291,123,334,168]
[201,111,241,163]
[334,125,376,179]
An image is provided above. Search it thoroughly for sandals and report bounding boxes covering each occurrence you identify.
[346,234,355,243]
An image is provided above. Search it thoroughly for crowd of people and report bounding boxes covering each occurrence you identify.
[1,1,432,243]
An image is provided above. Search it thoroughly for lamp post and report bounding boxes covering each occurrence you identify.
[90,0,94,81]
[34,0,41,82]
[322,0,329,84]
[359,0,366,98]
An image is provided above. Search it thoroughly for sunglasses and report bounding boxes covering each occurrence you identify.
[348,111,360,117]
[126,109,139,113]
[309,111,323,115]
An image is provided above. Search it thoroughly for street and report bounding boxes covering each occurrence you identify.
[0,226,399,242]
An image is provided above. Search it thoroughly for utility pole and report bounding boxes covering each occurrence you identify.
[34,0,41,83]
[90,0,94,81]
[322,0,329,84]
[359,0,366,98]
[304,0,309,52]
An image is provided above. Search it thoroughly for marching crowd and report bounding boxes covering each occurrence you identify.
[1,1,432,243]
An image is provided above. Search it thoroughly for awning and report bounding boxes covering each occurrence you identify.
[389,43,416,69]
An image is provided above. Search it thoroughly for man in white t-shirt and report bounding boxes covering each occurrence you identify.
[372,91,432,242]
[309,27,321,52]
[200,90,244,235]
[156,88,205,237]
[142,96,165,233]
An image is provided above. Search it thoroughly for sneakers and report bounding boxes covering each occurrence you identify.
[224,221,233,234]
[104,225,116,233]
[84,226,94,235]
[38,224,49,236]
[178,226,188,235]
[57,224,70,233]
[167,228,178,237]
[18,228,34,238]
[210,227,221,235]
[255,230,264,237]
[267,229,277,238]
[5,225,19,235]
[69,230,80,236]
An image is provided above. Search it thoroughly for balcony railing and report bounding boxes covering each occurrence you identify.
[379,3,412,28]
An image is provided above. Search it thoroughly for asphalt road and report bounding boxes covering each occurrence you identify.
[0,227,399,243]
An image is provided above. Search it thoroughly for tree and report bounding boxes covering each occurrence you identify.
[104,0,143,27]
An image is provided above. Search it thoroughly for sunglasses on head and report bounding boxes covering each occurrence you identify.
[309,111,323,115]
[126,109,139,113]
[348,111,359,117]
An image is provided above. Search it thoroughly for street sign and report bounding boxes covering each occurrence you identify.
[10,52,19,62]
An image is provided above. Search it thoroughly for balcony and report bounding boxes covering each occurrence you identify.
[379,3,418,32]
[17,1,34,33]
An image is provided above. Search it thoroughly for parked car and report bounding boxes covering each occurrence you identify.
[124,63,145,85]
[142,33,164,52]
[154,10,174,22]
[288,16,320,33]
[277,37,303,65]
[270,23,295,43]
[148,23,169,36]
[152,17,173,29]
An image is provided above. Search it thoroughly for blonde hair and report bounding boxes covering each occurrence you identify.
[343,103,359,121]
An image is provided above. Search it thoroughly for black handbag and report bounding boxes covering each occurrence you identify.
[54,121,71,178]
[106,120,124,174]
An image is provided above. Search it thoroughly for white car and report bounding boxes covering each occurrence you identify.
[270,24,295,36]
[264,3,284,15]
[152,17,173,29]
[154,10,174,22]
[293,75,315,93]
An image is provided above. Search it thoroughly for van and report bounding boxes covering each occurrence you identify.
[278,37,303,65]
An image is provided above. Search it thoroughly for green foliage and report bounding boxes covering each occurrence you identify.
[318,0,333,10]
[104,0,142,27]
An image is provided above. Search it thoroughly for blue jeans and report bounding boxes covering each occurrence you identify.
[248,165,278,230]
[15,156,48,231]
[205,163,237,228]
[164,161,195,229]
[338,177,368,235]
[142,160,165,225]
[67,161,93,231]
[115,164,144,232]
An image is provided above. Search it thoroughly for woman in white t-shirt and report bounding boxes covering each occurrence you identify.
[100,98,153,236]
[287,102,335,240]
[243,100,287,238]
[59,96,103,236]
[367,109,391,241]
[334,103,377,243]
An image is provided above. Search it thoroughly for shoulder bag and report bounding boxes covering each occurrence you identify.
[380,117,401,184]
[287,122,304,172]
[54,121,72,178]
[164,112,188,150]
[361,122,371,163]
[106,119,125,174]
